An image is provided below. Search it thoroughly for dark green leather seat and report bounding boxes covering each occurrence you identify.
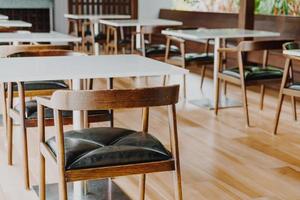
[284,43,299,50]
[170,52,214,63]
[118,38,131,45]
[46,127,172,170]
[288,83,300,90]
[15,100,110,120]
[142,44,180,57]
[222,66,283,81]
[11,80,68,91]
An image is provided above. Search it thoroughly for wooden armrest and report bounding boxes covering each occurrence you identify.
[36,97,53,108]
[218,47,238,53]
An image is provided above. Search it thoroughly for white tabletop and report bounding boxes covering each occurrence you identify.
[0,31,81,43]
[0,14,8,20]
[162,28,280,40]
[64,14,131,21]
[99,19,183,27]
[283,50,300,57]
[0,55,188,82]
[0,20,32,28]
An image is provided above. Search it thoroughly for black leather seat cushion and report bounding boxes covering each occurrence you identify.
[222,66,283,81]
[11,80,68,91]
[46,127,172,170]
[170,52,214,63]
[142,44,179,56]
[118,38,131,46]
[15,100,110,120]
[94,32,107,42]
[288,83,300,90]
[285,43,299,50]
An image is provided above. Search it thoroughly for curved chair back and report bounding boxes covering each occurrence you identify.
[237,40,292,52]
[47,85,180,111]
[283,41,300,50]
[0,45,75,58]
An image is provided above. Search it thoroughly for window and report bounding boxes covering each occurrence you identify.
[172,0,300,16]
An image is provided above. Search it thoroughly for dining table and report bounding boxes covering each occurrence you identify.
[0,54,188,200]
[0,14,8,20]
[283,49,300,57]
[0,20,32,28]
[0,31,81,44]
[99,18,183,49]
[162,28,280,109]
[64,14,131,55]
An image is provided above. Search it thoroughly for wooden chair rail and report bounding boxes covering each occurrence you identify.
[0,45,72,58]
[65,160,175,182]
[37,85,180,111]
[38,85,183,200]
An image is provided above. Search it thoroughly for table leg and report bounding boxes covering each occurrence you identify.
[136,25,141,49]
[72,79,87,199]
[213,38,221,108]
[189,37,242,109]
[94,22,100,55]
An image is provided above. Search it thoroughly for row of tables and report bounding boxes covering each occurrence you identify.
[0,14,32,28]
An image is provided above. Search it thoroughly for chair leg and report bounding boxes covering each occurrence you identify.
[241,84,250,127]
[273,94,285,135]
[21,127,30,190]
[173,169,183,200]
[108,178,112,200]
[58,177,68,200]
[291,96,297,121]
[259,85,265,110]
[214,78,221,115]
[200,65,206,89]
[139,174,146,200]
[7,114,13,166]
[183,74,187,99]
[223,81,227,96]
[39,153,46,200]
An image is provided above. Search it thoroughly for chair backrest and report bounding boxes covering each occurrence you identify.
[283,41,300,50]
[0,27,16,33]
[237,40,292,52]
[48,85,180,111]
[0,45,74,58]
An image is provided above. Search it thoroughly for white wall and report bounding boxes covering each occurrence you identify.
[138,0,172,19]
[53,0,173,33]
[53,0,68,33]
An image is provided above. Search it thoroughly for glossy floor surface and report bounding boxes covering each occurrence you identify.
[0,71,300,200]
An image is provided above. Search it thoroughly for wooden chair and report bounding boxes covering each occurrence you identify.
[273,41,300,134]
[81,21,107,55]
[2,45,112,190]
[131,27,180,60]
[105,26,131,55]
[165,35,214,98]
[215,40,290,127]
[38,85,183,200]
[282,41,300,121]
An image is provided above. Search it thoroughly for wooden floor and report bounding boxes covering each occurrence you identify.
[1,71,300,200]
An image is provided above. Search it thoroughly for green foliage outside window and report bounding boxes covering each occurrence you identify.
[173,0,300,16]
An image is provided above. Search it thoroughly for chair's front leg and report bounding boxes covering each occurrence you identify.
[38,104,46,200]
[6,82,13,166]
[17,82,30,190]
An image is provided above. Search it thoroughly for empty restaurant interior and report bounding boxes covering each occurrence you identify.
[0,0,300,199]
